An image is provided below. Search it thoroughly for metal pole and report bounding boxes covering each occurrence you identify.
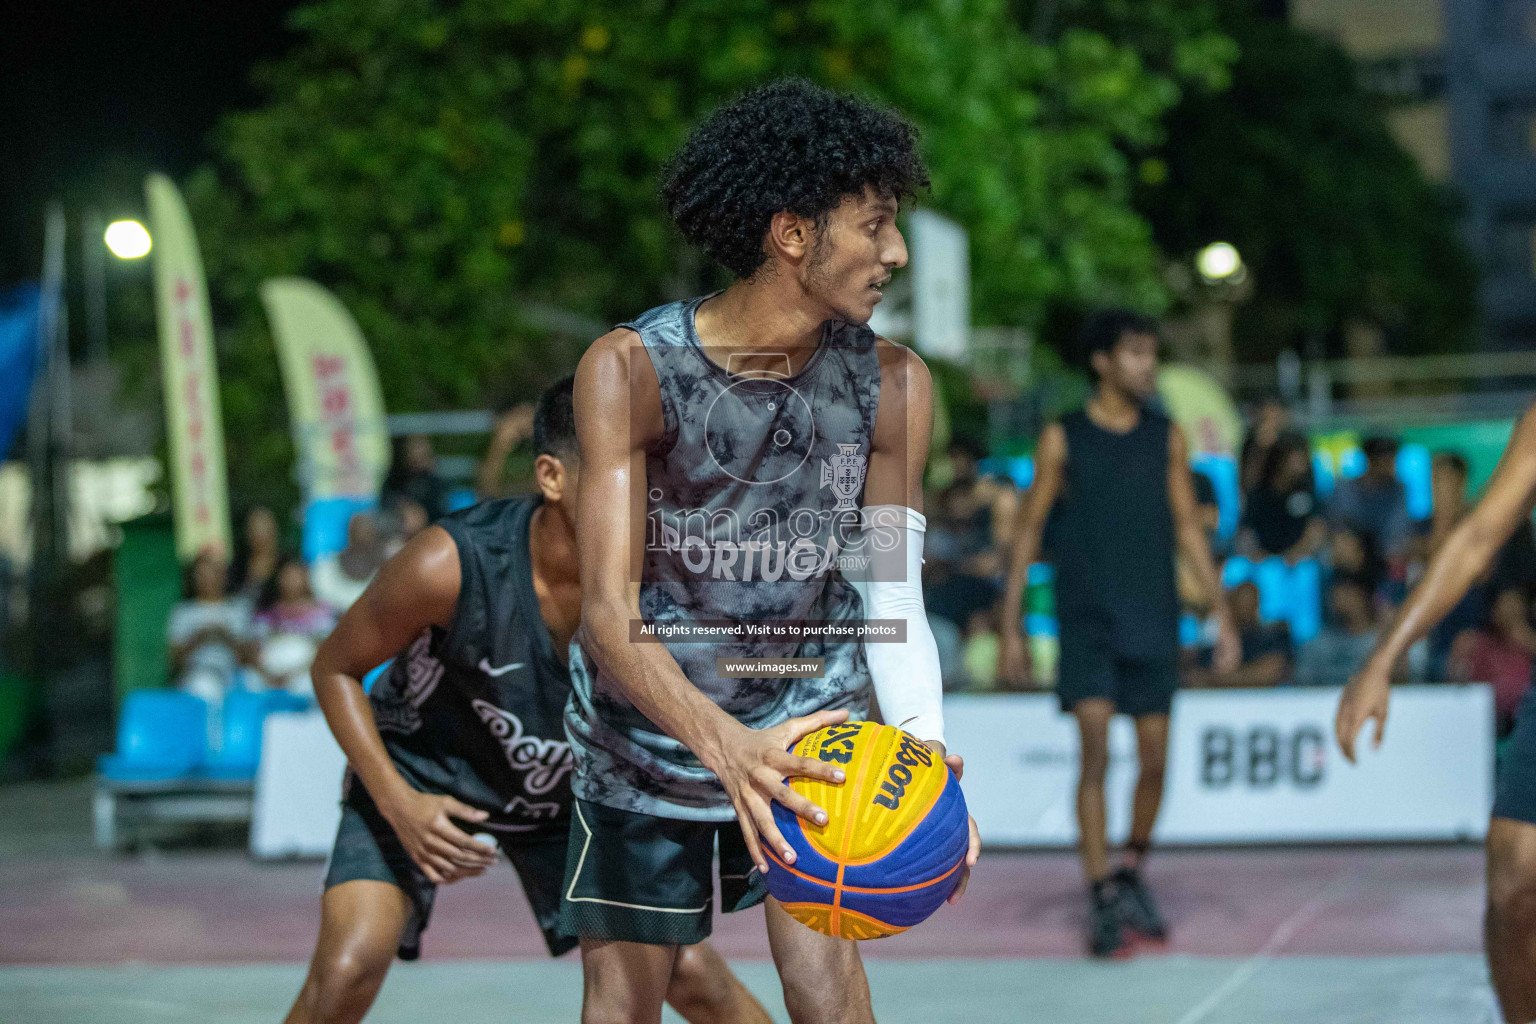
[83,208,108,364]
[24,203,69,771]
[27,204,67,580]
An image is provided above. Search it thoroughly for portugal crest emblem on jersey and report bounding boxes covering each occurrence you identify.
[820,443,867,511]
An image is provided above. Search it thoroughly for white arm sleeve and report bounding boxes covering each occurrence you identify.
[847,504,945,746]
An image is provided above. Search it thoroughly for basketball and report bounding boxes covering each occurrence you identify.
[766,720,970,940]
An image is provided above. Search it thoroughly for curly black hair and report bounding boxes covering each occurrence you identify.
[661,79,929,280]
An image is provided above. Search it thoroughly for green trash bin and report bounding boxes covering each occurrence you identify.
[112,513,182,702]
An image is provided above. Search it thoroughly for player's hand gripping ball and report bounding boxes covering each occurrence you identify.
[766,720,970,939]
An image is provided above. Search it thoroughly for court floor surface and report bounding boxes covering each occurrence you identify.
[0,831,1499,1023]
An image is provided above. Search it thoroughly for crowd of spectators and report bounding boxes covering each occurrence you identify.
[165,412,544,737]
[160,400,1536,744]
[924,403,1536,740]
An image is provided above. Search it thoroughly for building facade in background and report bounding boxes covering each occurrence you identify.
[1294,0,1536,350]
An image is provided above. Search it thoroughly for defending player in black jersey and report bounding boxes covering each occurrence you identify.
[282,379,768,1024]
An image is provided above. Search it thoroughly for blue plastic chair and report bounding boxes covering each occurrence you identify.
[445,487,478,513]
[1397,443,1432,521]
[977,455,1034,490]
[1191,453,1240,541]
[1024,613,1059,638]
[1222,555,1253,589]
[202,689,267,780]
[1287,558,1323,643]
[1312,452,1336,498]
[1338,446,1367,480]
[98,691,208,781]
[1254,557,1291,624]
[302,496,379,563]
[263,690,312,714]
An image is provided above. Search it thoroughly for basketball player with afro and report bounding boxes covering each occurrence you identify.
[563,79,980,1024]
[1338,402,1536,1023]
[283,380,768,1024]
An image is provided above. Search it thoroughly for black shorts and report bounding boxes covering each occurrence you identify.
[557,798,767,947]
[1494,685,1536,827]
[323,780,576,959]
[1057,619,1179,717]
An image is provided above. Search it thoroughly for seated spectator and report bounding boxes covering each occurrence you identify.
[1417,451,1536,679]
[1239,398,1288,495]
[929,438,1006,574]
[1237,433,1325,563]
[1420,453,1488,678]
[1329,435,1412,563]
[310,512,384,613]
[1329,527,1386,600]
[380,495,430,558]
[252,556,336,698]
[1177,468,1223,613]
[1418,452,1470,563]
[232,506,280,607]
[477,401,536,499]
[924,438,1014,691]
[1185,581,1292,687]
[382,433,449,521]
[1449,588,1536,736]
[1295,579,1380,687]
[168,549,253,735]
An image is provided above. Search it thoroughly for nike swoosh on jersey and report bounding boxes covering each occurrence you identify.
[478,658,526,677]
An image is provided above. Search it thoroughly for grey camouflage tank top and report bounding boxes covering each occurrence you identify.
[566,295,882,820]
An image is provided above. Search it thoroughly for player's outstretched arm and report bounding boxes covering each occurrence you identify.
[1338,404,1536,762]
[1168,422,1240,673]
[996,421,1066,686]
[311,527,495,884]
[572,332,847,875]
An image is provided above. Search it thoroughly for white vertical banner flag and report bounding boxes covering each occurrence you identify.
[146,173,231,560]
[259,278,390,500]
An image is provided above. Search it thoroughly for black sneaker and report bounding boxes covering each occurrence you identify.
[1088,884,1128,959]
[1113,866,1168,943]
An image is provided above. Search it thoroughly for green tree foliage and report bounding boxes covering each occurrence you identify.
[187,0,1235,504]
[1133,2,1477,360]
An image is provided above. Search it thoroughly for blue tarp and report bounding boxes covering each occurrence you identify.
[0,285,41,461]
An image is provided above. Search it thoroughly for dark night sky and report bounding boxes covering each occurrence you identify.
[0,1,303,286]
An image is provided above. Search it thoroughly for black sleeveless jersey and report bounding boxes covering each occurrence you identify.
[1049,406,1179,658]
[368,497,575,832]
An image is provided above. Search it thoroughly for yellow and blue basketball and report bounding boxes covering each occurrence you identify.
[766,720,970,940]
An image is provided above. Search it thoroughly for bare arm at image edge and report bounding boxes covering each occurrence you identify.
[1337,405,1536,761]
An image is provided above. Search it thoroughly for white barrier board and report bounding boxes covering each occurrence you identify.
[252,686,1495,856]
[250,709,348,858]
[949,685,1495,846]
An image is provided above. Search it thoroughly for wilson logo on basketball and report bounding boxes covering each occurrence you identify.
[872,735,933,811]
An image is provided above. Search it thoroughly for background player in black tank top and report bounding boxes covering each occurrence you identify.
[998,311,1240,959]
[1338,402,1536,1024]
[282,380,768,1024]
